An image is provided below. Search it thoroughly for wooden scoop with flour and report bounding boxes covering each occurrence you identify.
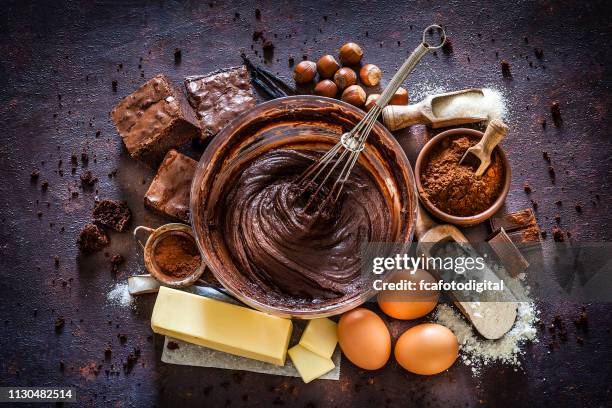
[382,88,493,131]
[415,204,518,340]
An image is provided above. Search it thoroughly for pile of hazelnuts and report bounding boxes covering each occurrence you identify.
[293,42,408,111]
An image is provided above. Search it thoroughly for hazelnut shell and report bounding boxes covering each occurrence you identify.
[294,61,317,84]
[314,80,338,98]
[339,42,364,65]
[360,64,382,87]
[333,67,357,91]
[341,85,366,107]
[389,87,409,105]
[316,55,340,78]
[365,94,380,111]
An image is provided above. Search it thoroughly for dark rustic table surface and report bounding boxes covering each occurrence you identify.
[1,1,611,407]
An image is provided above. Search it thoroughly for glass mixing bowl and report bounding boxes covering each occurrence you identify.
[190,96,417,318]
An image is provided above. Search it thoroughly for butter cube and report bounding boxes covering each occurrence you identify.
[299,318,338,359]
[288,345,335,383]
[151,286,292,366]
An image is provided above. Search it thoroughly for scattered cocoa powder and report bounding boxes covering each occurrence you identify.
[153,233,201,279]
[421,136,504,217]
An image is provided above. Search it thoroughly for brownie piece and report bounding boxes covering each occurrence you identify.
[111,75,200,165]
[144,149,197,222]
[184,66,256,141]
[78,223,110,253]
[93,200,132,232]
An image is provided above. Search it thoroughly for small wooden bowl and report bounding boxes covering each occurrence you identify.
[415,128,511,227]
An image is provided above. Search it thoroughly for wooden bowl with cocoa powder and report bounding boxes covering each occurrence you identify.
[415,128,511,226]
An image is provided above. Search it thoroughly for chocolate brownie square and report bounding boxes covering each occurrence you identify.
[144,149,197,222]
[184,66,256,141]
[111,75,200,165]
[93,200,132,232]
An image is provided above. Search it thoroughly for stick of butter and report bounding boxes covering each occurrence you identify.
[299,318,338,359]
[151,286,292,366]
[288,345,335,383]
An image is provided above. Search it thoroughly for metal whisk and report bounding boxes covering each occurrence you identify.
[297,25,446,211]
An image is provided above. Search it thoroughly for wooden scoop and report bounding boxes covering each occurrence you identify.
[415,204,518,340]
[459,119,508,176]
[382,88,489,131]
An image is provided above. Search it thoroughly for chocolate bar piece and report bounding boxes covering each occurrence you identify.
[111,75,200,165]
[487,228,529,277]
[144,150,197,222]
[490,209,539,234]
[184,66,256,141]
[93,199,132,232]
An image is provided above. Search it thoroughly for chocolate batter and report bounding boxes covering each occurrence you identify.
[220,149,392,303]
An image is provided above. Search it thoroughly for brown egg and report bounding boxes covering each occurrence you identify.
[394,323,459,375]
[377,269,439,320]
[338,308,391,370]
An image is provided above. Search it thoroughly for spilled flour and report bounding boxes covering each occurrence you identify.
[435,302,538,375]
[107,282,133,308]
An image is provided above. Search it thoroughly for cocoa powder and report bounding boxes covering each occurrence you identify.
[153,234,201,279]
[421,135,504,217]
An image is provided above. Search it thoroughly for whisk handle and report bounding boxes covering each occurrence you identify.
[376,43,429,108]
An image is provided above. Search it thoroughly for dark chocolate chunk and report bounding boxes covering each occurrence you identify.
[184,66,256,141]
[41,180,49,191]
[552,226,565,242]
[501,60,511,77]
[167,341,180,350]
[55,316,65,333]
[550,101,562,126]
[174,48,182,64]
[144,149,196,222]
[490,209,540,243]
[442,37,453,54]
[111,75,201,166]
[30,170,40,181]
[92,200,132,232]
[78,223,110,253]
[523,182,532,194]
[534,48,544,59]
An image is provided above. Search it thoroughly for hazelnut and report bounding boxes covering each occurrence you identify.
[341,85,366,107]
[316,55,340,78]
[339,42,363,65]
[389,87,409,105]
[359,64,382,87]
[314,80,338,98]
[294,61,317,84]
[333,67,357,91]
[365,94,380,111]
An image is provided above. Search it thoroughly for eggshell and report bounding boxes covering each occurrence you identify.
[394,323,459,375]
[338,308,391,370]
[377,269,439,320]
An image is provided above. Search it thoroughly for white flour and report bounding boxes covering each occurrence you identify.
[107,282,133,308]
[435,302,538,375]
